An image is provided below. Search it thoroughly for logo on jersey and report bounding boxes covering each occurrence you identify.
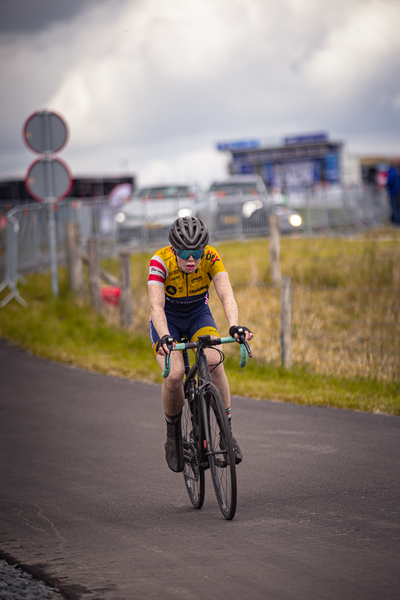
[166,285,177,295]
[150,266,165,277]
[189,285,208,295]
[205,251,220,265]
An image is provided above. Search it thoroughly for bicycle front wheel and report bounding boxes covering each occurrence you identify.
[181,396,205,509]
[203,383,237,520]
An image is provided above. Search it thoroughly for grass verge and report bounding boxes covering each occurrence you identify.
[0,266,399,416]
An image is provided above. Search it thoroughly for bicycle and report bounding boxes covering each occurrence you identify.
[162,332,252,520]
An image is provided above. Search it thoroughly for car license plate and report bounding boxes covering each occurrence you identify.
[147,222,163,229]
[223,215,240,225]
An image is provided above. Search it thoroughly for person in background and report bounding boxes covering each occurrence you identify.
[386,159,400,226]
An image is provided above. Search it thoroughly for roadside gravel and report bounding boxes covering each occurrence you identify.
[0,559,64,600]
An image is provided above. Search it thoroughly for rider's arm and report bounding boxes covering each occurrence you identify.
[213,271,239,328]
[213,272,254,343]
[148,284,174,355]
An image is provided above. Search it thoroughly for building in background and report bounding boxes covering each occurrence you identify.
[68,174,135,199]
[0,174,135,205]
[216,133,362,190]
[0,179,32,204]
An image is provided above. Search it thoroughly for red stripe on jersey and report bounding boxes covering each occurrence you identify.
[148,274,165,284]
[148,254,168,286]
[150,257,167,276]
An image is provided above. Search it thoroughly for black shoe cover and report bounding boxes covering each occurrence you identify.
[165,421,184,472]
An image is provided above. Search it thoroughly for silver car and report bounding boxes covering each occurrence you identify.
[270,203,303,233]
[114,183,207,244]
[203,174,271,238]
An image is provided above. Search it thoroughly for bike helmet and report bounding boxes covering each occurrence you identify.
[168,216,209,250]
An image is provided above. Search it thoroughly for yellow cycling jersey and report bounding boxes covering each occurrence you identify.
[148,245,226,312]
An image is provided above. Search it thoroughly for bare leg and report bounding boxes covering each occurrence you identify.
[156,351,185,472]
[156,351,185,416]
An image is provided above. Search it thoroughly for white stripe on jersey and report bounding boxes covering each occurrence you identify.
[148,253,168,286]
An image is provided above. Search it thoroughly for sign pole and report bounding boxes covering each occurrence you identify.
[23,110,72,298]
[48,207,59,297]
[44,157,59,297]
[43,113,59,297]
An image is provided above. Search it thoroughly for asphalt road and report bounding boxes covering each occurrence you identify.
[1,339,399,600]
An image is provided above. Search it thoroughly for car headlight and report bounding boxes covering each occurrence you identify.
[178,208,192,218]
[242,200,263,218]
[289,214,302,227]
[115,212,127,223]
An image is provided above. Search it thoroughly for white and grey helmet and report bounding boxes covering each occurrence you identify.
[168,216,209,250]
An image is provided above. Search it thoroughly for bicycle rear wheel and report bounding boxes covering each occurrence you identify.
[203,382,237,520]
[181,396,205,509]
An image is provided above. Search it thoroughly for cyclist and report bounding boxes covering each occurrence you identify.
[148,216,254,473]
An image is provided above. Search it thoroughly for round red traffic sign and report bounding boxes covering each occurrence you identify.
[25,156,73,203]
[23,110,68,154]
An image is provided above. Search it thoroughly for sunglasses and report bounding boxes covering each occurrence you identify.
[173,247,205,260]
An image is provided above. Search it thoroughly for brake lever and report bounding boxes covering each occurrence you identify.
[243,339,252,358]
[237,330,253,358]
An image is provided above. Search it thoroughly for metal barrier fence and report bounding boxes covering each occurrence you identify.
[1,186,390,251]
[0,201,12,251]
[0,188,394,304]
[285,185,390,233]
[0,185,391,255]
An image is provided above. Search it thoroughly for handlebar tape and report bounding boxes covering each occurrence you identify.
[162,336,250,377]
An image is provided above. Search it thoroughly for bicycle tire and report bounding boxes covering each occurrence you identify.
[181,394,205,509]
[203,382,237,520]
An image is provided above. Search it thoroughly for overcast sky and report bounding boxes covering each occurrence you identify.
[1,0,399,188]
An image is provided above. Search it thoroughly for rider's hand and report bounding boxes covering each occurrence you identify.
[229,325,254,343]
[155,335,175,356]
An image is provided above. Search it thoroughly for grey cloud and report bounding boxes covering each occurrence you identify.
[0,0,126,34]
[1,0,400,185]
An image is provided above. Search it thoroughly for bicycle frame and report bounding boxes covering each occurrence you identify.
[163,334,249,468]
[162,335,251,519]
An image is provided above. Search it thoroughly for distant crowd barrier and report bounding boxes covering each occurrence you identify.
[0,184,391,254]
[1,186,391,306]
[285,185,389,233]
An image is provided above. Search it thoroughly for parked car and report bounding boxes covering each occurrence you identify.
[114,182,207,244]
[270,203,303,233]
[203,174,271,238]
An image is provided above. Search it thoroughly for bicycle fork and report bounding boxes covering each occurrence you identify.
[198,382,228,469]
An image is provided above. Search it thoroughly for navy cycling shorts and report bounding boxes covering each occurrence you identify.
[149,304,220,352]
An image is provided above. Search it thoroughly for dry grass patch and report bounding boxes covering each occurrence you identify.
[1,230,399,415]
